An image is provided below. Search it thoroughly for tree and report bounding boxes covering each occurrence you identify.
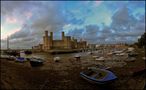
[136,32,146,48]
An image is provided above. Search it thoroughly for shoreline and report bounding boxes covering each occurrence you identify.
[1,48,145,90]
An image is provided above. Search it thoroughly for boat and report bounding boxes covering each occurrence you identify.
[128,52,138,57]
[1,55,16,60]
[29,58,44,67]
[92,56,99,59]
[54,56,61,62]
[80,67,117,84]
[142,57,146,61]
[15,57,26,62]
[88,52,93,55]
[1,55,10,59]
[74,54,81,60]
[125,57,136,62]
[95,57,105,61]
[24,50,32,55]
[88,64,110,70]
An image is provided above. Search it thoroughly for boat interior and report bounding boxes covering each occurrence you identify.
[83,69,107,79]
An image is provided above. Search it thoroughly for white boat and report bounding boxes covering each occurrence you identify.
[92,56,99,59]
[142,57,146,60]
[1,55,16,60]
[74,54,81,58]
[54,56,61,62]
[119,53,126,56]
[95,57,105,61]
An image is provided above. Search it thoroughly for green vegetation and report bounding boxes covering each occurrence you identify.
[134,32,146,48]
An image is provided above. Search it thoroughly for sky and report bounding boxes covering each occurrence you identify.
[1,1,145,49]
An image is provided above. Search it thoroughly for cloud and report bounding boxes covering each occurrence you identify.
[24,11,32,19]
[110,6,145,44]
[95,1,103,6]
[6,16,18,24]
[1,1,145,49]
[83,25,99,42]
[1,1,67,49]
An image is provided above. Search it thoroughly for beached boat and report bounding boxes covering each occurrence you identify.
[95,57,105,61]
[1,55,10,59]
[29,58,44,67]
[74,54,81,60]
[92,56,99,59]
[54,56,61,62]
[24,50,32,55]
[80,67,117,84]
[15,57,26,62]
[142,57,146,61]
[1,55,16,60]
[93,64,110,70]
[128,53,138,57]
[88,52,93,55]
[125,57,136,62]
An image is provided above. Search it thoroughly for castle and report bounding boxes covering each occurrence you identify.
[32,31,87,51]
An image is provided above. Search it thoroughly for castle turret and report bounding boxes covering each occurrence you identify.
[45,31,48,37]
[49,32,53,48]
[50,32,53,41]
[62,32,65,40]
[44,31,49,50]
[43,36,45,49]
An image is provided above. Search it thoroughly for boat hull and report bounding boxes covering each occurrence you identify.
[80,68,117,84]
[29,60,43,67]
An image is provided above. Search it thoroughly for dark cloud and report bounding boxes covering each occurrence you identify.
[67,28,84,40]
[109,6,145,44]
[1,1,145,49]
[1,1,67,49]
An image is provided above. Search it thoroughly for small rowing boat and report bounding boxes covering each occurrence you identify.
[80,67,117,84]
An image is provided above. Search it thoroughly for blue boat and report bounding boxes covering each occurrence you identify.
[80,67,117,84]
[15,57,26,62]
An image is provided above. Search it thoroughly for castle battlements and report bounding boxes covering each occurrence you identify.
[32,31,87,51]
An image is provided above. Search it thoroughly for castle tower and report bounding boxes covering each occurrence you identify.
[50,32,53,41]
[49,32,53,48]
[43,36,45,50]
[62,32,65,40]
[45,31,48,37]
[44,31,49,50]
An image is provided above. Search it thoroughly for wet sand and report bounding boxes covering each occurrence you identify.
[1,48,145,90]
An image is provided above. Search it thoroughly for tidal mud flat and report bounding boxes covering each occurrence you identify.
[1,48,145,90]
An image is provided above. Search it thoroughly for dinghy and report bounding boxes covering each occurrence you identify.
[74,54,81,60]
[1,55,16,60]
[15,57,26,62]
[54,56,61,62]
[29,58,44,67]
[95,57,105,61]
[80,67,117,84]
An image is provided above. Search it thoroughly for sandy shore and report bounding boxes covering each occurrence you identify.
[1,48,145,90]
